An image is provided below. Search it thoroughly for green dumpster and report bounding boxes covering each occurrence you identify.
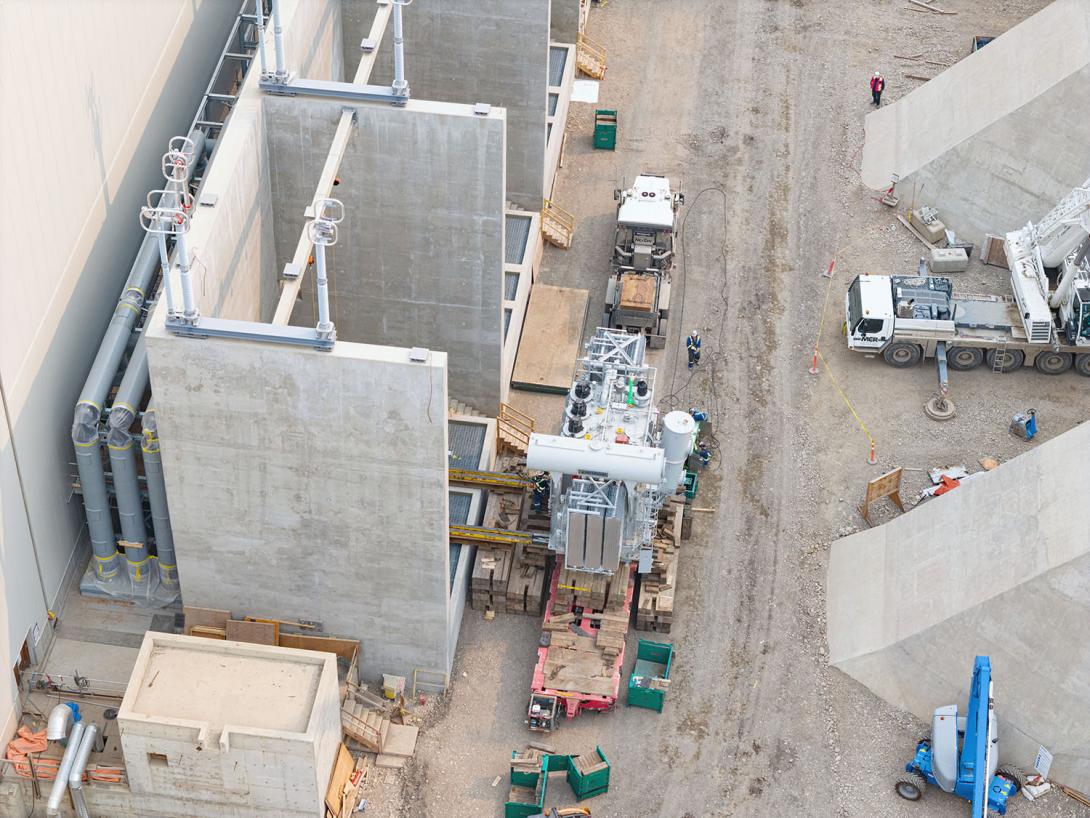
[567,746,611,800]
[683,470,699,500]
[626,640,674,712]
[593,109,617,150]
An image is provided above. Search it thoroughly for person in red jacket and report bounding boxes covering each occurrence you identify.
[870,71,886,106]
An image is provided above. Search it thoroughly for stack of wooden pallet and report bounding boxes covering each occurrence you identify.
[506,549,548,615]
[471,547,511,612]
[551,563,630,613]
[636,497,685,633]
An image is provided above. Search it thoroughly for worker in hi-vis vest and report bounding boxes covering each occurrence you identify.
[686,331,702,369]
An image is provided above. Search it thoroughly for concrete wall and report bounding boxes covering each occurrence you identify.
[0,0,242,745]
[119,634,340,815]
[551,0,583,43]
[273,95,508,414]
[861,0,1090,244]
[146,317,453,681]
[827,420,1090,790]
[374,0,551,211]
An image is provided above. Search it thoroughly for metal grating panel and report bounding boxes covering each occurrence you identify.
[504,308,513,342]
[505,271,520,301]
[448,420,487,468]
[549,46,567,87]
[547,123,553,144]
[448,492,473,590]
[548,92,559,116]
[505,214,532,264]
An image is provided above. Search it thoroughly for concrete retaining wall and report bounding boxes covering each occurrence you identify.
[272,95,507,415]
[374,0,551,211]
[146,319,452,682]
[827,421,1090,789]
[861,0,1090,244]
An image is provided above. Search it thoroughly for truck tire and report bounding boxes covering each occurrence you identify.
[996,766,1027,794]
[895,772,927,801]
[947,346,984,371]
[1076,354,1090,377]
[986,348,1025,373]
[1034,350,1073,375]
[883,343,922,368]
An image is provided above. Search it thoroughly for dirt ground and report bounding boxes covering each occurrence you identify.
[361,1,1090,815]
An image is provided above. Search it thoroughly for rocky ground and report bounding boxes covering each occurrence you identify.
[360,0,1090,815]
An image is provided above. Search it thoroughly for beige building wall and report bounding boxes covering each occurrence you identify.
[0,0,241,743]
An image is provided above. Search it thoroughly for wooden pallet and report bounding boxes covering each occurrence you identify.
[635,498,685,633]
[471,547,512,612]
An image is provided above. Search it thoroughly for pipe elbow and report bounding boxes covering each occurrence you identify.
[46,702,79,741]
[71,404,101,447]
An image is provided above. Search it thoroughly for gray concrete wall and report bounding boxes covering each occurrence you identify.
[551,0,582,43]
[146,316,452,682]
[827,421,1090,790]
[897,66,1090,246]
[861,0,1090,245]
[374,0,551,211]
[271,95,507,415]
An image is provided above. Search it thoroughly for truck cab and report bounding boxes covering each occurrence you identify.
[845,274,894,351]
[606,175,684,349]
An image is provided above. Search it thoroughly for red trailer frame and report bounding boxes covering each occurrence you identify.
[530,568,635,721]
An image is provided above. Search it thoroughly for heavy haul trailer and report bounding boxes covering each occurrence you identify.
[604,175,684,349]
[524,328,695,730]
[846,274,1090,376]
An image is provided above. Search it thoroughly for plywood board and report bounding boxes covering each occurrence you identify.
[278,633,359,661]
[512,285,589,394]
[225,619,277,645]
[619,275,655,311]
[325,744,354,814]
[381,723,419,758]
[182,606,230,635]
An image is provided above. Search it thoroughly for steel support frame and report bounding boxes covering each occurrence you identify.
[259,77,409,106]
[165,315,335,350]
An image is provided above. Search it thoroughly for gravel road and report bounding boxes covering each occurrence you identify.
[360,1,1090,815]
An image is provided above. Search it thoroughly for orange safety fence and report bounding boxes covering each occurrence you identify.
[5,726,124,783]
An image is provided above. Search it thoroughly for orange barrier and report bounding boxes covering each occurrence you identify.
[6,726,124,783]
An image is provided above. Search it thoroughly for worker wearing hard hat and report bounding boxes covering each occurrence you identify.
[686,331,701,369]
[870,71,885,106]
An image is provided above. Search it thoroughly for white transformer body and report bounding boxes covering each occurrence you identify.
[526,328,691,575]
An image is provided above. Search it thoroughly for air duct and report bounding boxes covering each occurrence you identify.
[68,723,99,818]
[46,720,85,816]
[46,702,80,742]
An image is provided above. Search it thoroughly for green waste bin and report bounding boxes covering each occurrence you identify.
[683,470,699,500]
[593,109,617,150]
[567,746,611,800]
[627,640,674,712]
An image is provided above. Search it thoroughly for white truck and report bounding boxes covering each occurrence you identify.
[604,174,684,349]
[847,176,1090,378]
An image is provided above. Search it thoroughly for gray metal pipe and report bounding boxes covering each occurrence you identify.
[68,723,98,818]
[46,720,85,815]
[254,0,269,77]
[107,341,150,580]
[272,0,287,80]
[72,235,157,581]
[141,406,177,586]
[75,130,205,586]
[392,0,409,97]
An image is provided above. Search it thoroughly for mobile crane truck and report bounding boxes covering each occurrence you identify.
[604,175,684,349]
[846,176,1090,410]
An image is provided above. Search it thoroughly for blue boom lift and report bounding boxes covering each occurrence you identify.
[895,656,1026,815]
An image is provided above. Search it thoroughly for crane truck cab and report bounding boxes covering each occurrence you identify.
[845,274,895,352]
[605,174,684,349]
